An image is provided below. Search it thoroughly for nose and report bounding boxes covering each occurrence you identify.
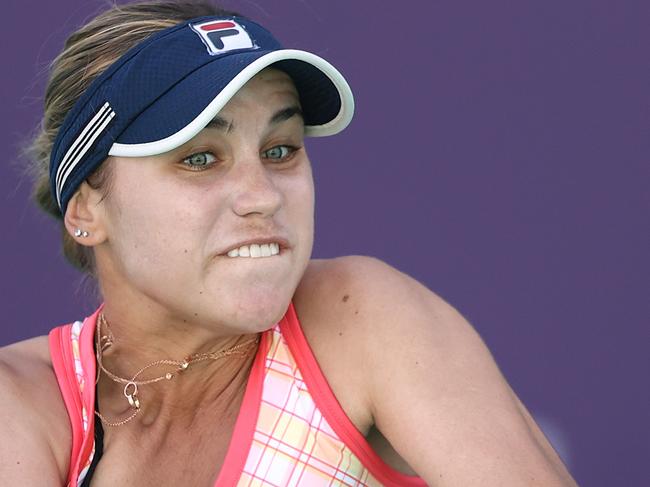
[230,157,282,218]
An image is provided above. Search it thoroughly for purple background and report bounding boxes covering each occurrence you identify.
[1,1,647,485]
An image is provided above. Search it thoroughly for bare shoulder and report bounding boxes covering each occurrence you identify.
[292,257,381,433]
[294,255,453,347]
[295,256,577,486]
[0,336,70,484]
[296,254,452,319]
[292,256,431,429]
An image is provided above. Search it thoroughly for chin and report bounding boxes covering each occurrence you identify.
[203,256,307,331]
[226,290,293,332]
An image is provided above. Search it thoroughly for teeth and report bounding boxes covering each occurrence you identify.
[250,244,261,258]
[226,242,283,258]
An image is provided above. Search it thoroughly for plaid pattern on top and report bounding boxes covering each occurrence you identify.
[238,324,383,486]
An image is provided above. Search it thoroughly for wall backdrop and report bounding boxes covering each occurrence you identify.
[2,1,647,486]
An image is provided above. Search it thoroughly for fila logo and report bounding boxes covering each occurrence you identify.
[190,19,257,56]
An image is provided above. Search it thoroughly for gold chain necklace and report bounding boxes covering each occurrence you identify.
[94,312,259,427]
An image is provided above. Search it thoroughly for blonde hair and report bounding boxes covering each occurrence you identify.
[28,1,239,274]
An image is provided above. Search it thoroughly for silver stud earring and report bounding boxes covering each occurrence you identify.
[74,228,89,238]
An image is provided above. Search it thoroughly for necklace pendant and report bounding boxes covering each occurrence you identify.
[179,360,189,371]
[127,393,140,409]
[124,381,140,409]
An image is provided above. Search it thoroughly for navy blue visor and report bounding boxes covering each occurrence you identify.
[50,16,354,214]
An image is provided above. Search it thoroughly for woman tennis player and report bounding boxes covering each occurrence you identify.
[0,1,578,485]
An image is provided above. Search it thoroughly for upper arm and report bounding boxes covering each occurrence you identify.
[0,339,70,485]
[329,256,578,487]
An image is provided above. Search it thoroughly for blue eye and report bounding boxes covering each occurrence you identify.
[263,145,295,161]
[182,151,217,169]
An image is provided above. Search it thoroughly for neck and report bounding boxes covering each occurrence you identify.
[94,306,261,428]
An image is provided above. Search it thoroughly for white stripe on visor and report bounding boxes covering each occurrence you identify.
[56,102,116,208]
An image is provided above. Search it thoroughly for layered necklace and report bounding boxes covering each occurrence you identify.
[94,312,259,427]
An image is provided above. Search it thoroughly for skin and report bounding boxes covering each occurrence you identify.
[0,69,579,486]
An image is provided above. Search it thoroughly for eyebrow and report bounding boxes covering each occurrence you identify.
[204,106,303,133]
[205,116,234,133]
[269,106,303,126]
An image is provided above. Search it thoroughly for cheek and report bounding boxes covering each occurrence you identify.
[285,171,315,266]
[103,178,206,270]
[107,165,219,233]
[281,167,315,231]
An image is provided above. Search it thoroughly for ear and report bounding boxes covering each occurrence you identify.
[63,181,108,246]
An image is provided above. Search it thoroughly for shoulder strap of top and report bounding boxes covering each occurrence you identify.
[49,309,100,486]
[279,302,427,487]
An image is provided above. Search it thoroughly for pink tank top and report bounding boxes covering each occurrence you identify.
[49,303,427,486]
